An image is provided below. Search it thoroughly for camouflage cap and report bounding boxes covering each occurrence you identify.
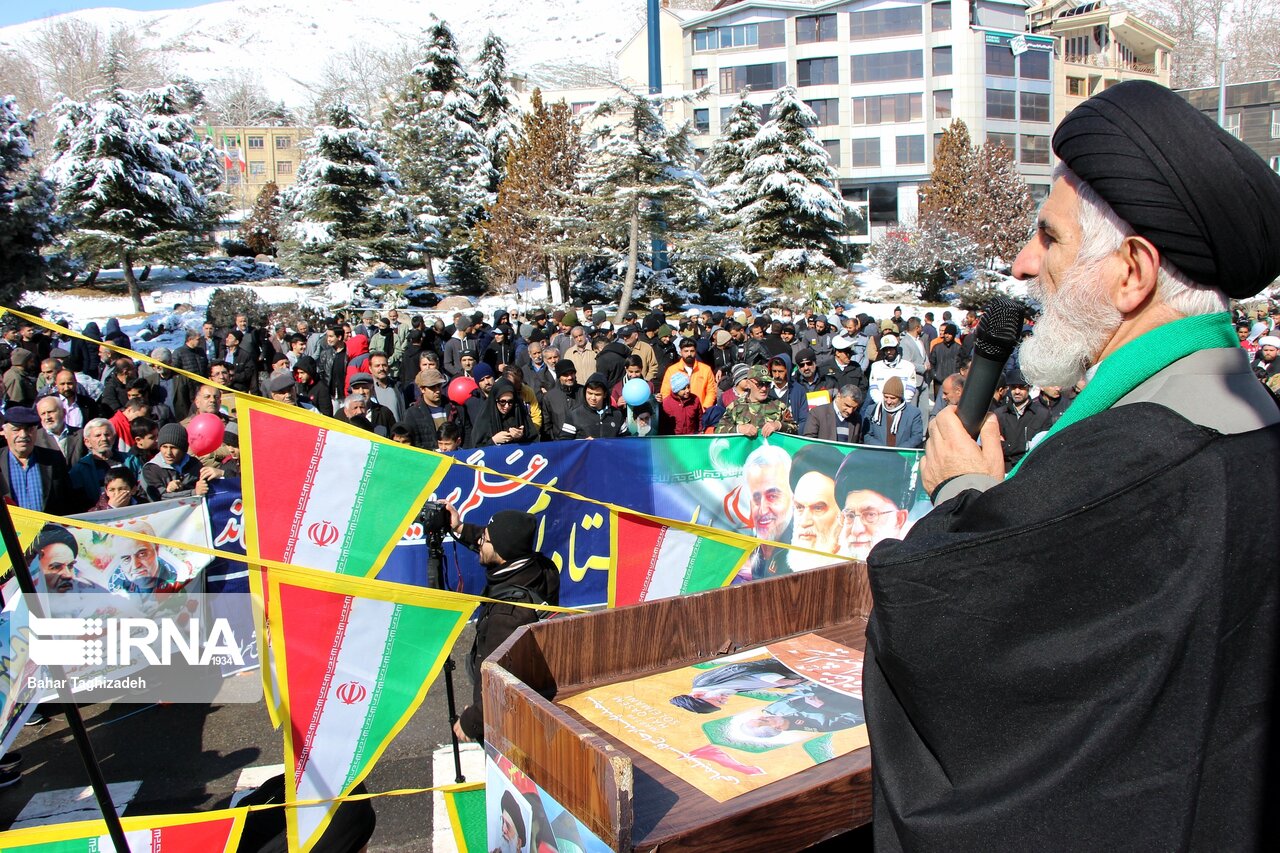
[748,365,770,383]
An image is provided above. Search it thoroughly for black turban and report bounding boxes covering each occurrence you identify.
[1052,80,1280,299]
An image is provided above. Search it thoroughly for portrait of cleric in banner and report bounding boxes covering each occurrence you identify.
[731,440,925,580]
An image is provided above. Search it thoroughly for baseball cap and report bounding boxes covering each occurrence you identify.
[880,334,899,349]
[748,365,770,383]
[831,334,854,351]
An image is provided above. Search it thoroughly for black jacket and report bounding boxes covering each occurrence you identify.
[0,446,75,515]
[540,383,583,441]
[594,341,632,389]
[563,403,627,440]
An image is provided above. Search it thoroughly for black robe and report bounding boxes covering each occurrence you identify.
[865,403,1279,850]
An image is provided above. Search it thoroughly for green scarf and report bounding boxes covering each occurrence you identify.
[1007,311,1238,478]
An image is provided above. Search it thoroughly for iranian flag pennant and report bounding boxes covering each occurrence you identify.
[268,563,474,853]
[238,398,451,577]
[609,510,751,607]
[0,807,246,852]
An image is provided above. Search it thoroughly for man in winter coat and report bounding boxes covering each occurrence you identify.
[541,362,584,441]
[562,373,627,439]
[994,369,1053,472]
[867,335,920,406]
[659,337,716,410]
[659,371,703,435]
[445,507,559,743]
[3,348,37,406]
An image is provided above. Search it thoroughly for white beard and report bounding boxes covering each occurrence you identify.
[1020,257,1122,388]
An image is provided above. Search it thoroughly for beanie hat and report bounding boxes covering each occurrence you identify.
[883,376,905,399]
[472,363,494,380]
[669,371,691,392]
[158,423,189,453]
[486,510,538,564]
[555,360,577,378]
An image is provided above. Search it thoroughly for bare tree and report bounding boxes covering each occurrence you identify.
[303,41,415,125]
[207,69,285,126]
[1132,0,1276,88]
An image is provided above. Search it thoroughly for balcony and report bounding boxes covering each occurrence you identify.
[1062,53,1157,76]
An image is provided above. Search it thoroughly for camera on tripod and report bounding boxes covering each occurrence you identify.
[418,500,451,541]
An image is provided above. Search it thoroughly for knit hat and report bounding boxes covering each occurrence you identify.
[882,376,905,399]
[669,371,690,392]
[657,324,673,337]
[486,510,538,564]
[731,363,750,384]
[713,329,732,347]
[642,315,662,332]
[555,360,577,378]
[471,363,494,380]
[158,423,189,453]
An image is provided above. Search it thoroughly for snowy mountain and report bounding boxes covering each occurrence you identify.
[0,0,640,106]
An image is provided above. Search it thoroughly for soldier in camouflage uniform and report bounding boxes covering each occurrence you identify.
[716,365,796,437]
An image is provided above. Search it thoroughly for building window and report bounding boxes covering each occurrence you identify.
[693,109,710,133]
[797,57,839,86]
[796,14,837,43]
[934,89,952,119]
[931,2,951,31]
[1065,35,1089,61]
[1271,109,1280,138]
[1020,50,1050,80]
[1224,113,1241,138]
[1020,135,1050,164]
[986,44,1015,77]
[851,50,923,83]
[276,160,293,174]
[692,69,708,88]
[896,135,925,165]
[986,89,1016,120]
[222,135,239,148]
[721,63,788,92]
[806,98,839,126]
[851,138,881,168]
[275,136,292,149]
[987,132,1016,151]
[932,46,953,76]
[1020,91,1050,122]
[1066,76,1085,96]
[693,21,786,52]
[571,102,593,115]
[852,93,922,125]
[822,139,841,166]
[249,161,266,175]
[850,7,922,40]
[247,136,265,149]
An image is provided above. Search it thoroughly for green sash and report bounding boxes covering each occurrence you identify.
[1008,311,1238,478]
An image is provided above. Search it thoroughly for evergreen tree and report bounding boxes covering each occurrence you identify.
[241,181,281,256]
[474,32,520,193]
[573,88,715,320]
[918,119,975,238]
[701,92,760,219]
[46,49,218,312]
[382,18,489,284]
[444,237,489,294]
[0,97,56,305]
[970,141,1035,267]
[281,103,406,279]
[481,89,584,302]
[737,86,849,273]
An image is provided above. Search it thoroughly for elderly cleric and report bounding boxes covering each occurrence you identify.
[863,81,1280,849]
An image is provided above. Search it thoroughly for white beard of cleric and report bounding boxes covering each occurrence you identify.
[1020,253,1122,389]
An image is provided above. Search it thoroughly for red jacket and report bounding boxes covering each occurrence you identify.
[660,392,703,435]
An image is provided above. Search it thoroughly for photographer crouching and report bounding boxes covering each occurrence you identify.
[442,504,560,743]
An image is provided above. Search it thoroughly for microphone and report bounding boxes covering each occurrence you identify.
[955,297,1024,439]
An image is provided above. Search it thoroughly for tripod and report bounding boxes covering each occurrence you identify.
[427,530,465,784]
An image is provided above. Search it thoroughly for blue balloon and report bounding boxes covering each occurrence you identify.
[622,377,651,406]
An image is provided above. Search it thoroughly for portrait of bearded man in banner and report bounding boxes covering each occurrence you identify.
[734,444,794,581]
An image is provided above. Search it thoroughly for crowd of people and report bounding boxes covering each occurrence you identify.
[0,294,1276,517]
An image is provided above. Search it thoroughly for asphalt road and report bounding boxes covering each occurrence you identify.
[0,624,479,851]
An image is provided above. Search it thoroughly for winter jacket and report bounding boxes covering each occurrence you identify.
[143,452,204,501]
[861,401,924,449]
[541,383,583,441]
[594,341,631,389]
[659,392,703,435]
[562,402,628,439]
[171,342,210,379]
[996,397,1054,472]
[71,451,144,510]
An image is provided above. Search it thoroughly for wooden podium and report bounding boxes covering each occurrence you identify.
[483,560,875,852]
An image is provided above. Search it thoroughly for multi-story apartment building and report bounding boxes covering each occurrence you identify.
[203,126,309,207]
[1027,0,1173,125]
[1177,80,1280,175]
[538,1,1056,243]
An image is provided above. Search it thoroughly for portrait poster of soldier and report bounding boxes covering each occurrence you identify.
[560,634,866,802]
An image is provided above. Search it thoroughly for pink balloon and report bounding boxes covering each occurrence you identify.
[448,376,478,406]
[187,413,225,457]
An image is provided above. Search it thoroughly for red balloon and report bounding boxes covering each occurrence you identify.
[448,376,477,405]
[187,413,225,457]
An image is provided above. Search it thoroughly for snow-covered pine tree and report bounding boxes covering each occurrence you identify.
[575,88,714,320]
[918,118,975,238]
[46,49,217,312]
[970,140,1035,267]
[382,18,489,283]
[482,89,584,302]
[737,86,850,275]
[281,103,407,279]
[474,32,520,193]
[701,92,761,219]
[241,181,281,256]
[0,97,56,305]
